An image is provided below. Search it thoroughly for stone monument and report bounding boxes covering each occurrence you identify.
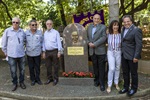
[63,23,88,72]
[58,25,65,72]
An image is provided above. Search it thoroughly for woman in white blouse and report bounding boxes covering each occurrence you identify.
[107,20,121,93]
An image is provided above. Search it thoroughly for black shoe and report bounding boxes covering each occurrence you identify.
[37,81,43,85]
[31,81,36,86]
[12,84,18,91]
[53,80,58,86]
[100,86,105,91]
[119,88,128,94]
[94,82,100,87]
[127,89,137,96]
[44,79,53,85]
[20,82,26,89]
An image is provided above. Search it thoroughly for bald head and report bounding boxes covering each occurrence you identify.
[46,19,53,24]
[93,14,101,25]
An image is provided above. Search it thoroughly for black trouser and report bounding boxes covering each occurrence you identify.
[121,55,138,90]
[27,55,41,82]
[91,54,106,86]
[45,49,59,81]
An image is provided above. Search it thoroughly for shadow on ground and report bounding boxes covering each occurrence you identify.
[0,58,150,100]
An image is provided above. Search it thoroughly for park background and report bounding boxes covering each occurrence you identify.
[0,0,150,71]
[0,1,150,99]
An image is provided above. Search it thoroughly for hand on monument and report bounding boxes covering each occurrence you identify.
[133,58,138,63]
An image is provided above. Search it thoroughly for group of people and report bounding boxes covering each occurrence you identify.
[87,14,142,96]
[1,14,142,97]
[1,18,62,91]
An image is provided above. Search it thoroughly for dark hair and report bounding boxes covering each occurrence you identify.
[29,19,37,25]
[109,20,121,34]
[122,15,133,22]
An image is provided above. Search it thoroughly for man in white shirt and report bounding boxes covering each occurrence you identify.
[42,19,62,86]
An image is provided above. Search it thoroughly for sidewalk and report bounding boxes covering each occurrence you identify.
[0,58,150,100]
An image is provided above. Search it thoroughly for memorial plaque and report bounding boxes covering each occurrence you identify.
[67,47,84,55]
[63,23,88,72]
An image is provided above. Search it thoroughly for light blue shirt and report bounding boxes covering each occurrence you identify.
[42,28,62,52]
[123,28,129,37]
[123,24,133,37]
[92,26,96,39]
[1,27,25,58]
[25,30,43,56]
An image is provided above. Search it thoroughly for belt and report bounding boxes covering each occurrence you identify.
[46,49,58,52]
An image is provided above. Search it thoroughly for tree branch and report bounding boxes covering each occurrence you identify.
[0,0,12,21]
[119,0,132,15]
[119,0,150,23]
[120,0,150,16]
[126,0,149,15]
[119,0,126,15]
[56,0,67,26]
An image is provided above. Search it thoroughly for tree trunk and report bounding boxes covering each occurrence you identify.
[131,0,134,22]
[77,0,85,13]
[109,0,119,23]
[56,0,67,26]
[90,0,93,11]
[0,0,12,21]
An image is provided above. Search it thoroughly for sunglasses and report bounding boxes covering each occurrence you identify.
[12,22,19,24]
[31,24,37,26]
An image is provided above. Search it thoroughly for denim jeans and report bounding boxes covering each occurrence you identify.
[8,56,25,85]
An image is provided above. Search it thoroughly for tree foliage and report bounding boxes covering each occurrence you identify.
[54,0,109,25]
[40,3,61,29]
[119,0,150,23]
[0,0,45,35]
[0,0,150,36]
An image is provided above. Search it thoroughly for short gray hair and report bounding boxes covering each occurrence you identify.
[12,17,20,23]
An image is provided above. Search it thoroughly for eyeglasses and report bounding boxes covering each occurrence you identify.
[12,22,19,24]
[31,24,37,26]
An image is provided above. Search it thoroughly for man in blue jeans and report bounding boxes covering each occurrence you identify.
[1,17,26,91]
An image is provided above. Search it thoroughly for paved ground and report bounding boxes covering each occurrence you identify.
[0,58,150,100]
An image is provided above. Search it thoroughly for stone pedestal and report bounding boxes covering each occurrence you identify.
[63,23,89,72]
[59,77,94,86]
